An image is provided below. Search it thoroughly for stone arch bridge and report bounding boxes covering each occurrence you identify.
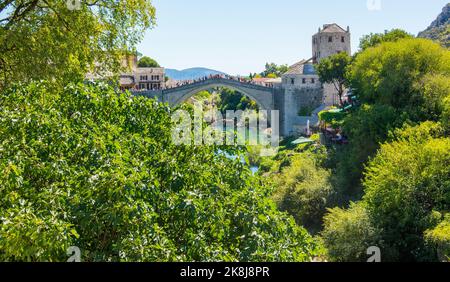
[133,77,324,136]
[135,77,275,111]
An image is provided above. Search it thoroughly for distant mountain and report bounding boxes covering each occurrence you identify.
[418,3,449,48]
[165,67,227,81]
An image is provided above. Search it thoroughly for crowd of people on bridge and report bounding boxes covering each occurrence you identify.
[165,74,274,90]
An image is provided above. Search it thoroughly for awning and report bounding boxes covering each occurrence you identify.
[291,137,314,145]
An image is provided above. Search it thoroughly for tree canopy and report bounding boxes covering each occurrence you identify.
[260,63,288,78]
[138,56,160,68]
[316,52,352,105]
[358,29,414,51]
[0,0,156,90]
[321,37,450,262]
[349,38,450,119]
[363,122,450,261]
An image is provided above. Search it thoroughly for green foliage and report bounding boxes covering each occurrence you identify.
[363,122,450,261]
[444,94,450,129]
[0,82,321,262]
[316,52,352,105]
[271,153,332,233]
[349,38,450,116]
[330,38,450,203]
[193,90,212,101]
[0,1,156,90]
[261,63,288,78]
[359,29,414,51]
[425,215,450,262]
[138,56,160,68]
[329,104,401,201]
[318,109,346,128]
[217,88,258,113]
[319,36,450,263]
[298,106,314,117]
[414,74,450,123]
[321,203,381,262]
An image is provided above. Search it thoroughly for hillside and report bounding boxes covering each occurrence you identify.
[418,3,449,48]
[165,67,227,81]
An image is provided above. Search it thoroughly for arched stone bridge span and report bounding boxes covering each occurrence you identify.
[136,78,275,111]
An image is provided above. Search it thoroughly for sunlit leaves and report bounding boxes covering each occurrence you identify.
[0,82,320,261]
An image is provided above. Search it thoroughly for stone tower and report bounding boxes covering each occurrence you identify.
[312,24,351,105]
[312,24,351,63]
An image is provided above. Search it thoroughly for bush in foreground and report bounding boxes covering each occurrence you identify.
[0,82,321,262]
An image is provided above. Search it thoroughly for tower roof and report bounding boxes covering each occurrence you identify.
[320,23,347,33]
[284,59,316,75]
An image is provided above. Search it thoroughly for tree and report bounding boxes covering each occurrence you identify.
[0,1,156,90]
[260,63,288,78]
[316,52,352,106]
[323,122,450,262]
[330,38,450,202]
[362,122,450,261]
[329,104,402,201]
[425,215,450,262]
[415,74,450,122]
[138,56,160,68]
[349,38,450,115]
[321,203,381,262]
[359,29,413,51]
[217,88,258,113]
[271,152,332,233]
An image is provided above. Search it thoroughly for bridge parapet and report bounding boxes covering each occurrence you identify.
[163,78,273,94]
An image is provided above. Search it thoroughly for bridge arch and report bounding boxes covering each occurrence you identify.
[162,78,275,110]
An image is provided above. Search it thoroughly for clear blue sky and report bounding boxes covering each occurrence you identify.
[137,0,448,75]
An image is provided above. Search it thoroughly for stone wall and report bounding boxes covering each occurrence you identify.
[281,85,323,136]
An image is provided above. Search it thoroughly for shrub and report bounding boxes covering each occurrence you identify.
[272,153,332,233]
[363,122,450,261]
[425,216,450,262]
[321,203,381,262]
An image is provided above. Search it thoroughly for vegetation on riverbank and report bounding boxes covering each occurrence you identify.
[255,33,450,262]
[0,82,322,262]
[1,1,449,263]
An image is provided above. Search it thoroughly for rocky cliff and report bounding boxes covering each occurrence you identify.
[418,3,449,48]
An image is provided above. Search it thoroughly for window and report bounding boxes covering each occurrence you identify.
[311,78,315,84]
[302,78,306,84]
[140,75,148,81]
[139,83,146,90]
[341,36,345,43]
[328,36,332,42]
[291,78,295,85]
